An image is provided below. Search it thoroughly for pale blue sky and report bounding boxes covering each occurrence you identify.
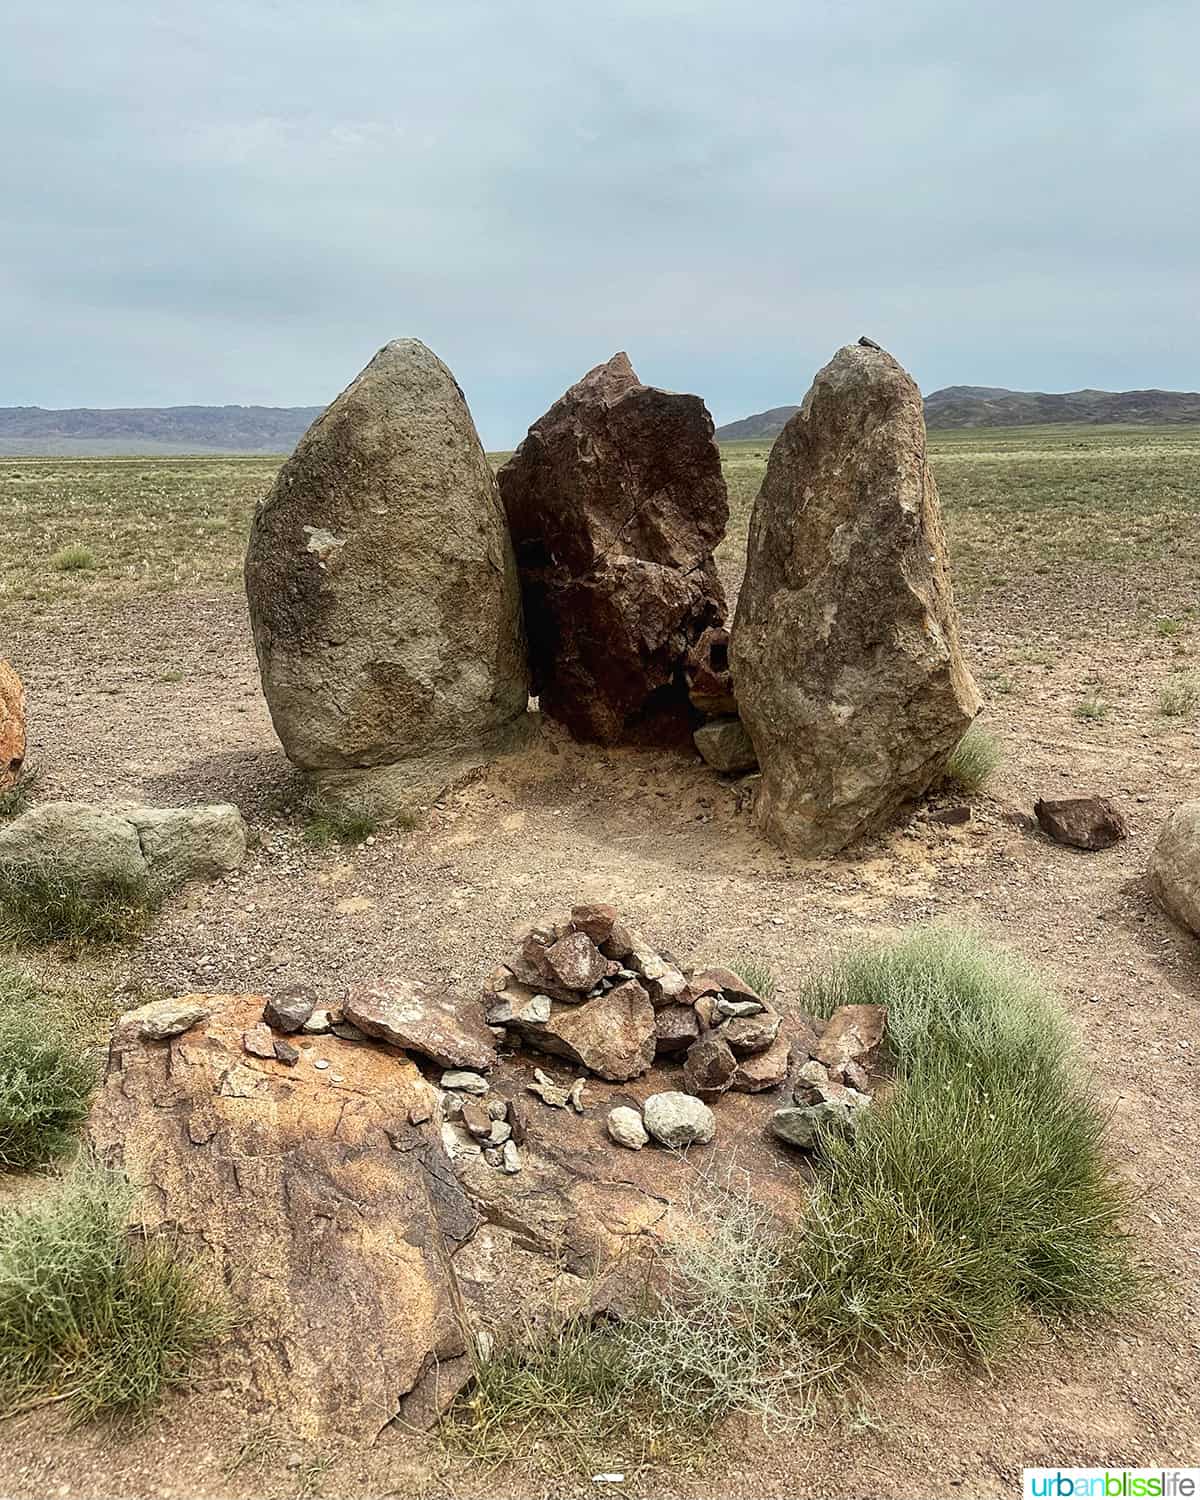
[3,0,1196,446]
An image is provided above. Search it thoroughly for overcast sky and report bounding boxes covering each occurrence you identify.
[3,0,1196,446]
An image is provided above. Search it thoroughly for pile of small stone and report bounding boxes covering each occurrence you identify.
[769,1003,885,1149]
[484,904,790,1101]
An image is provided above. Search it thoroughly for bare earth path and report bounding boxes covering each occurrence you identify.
[1,559,1198,1500]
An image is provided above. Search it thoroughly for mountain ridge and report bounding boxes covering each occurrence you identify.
[715,385,1200,442]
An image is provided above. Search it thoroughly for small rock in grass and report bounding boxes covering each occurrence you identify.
[771,1097,865,1150]
[642,1091,715,1148]
[607,1106,649,1150]
[263,985,316,1033]
[442,1069,489,1095]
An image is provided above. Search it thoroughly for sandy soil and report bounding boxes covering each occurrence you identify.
[1,563,1199,1499]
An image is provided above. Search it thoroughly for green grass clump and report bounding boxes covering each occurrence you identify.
[1075,694,1109,722]
[0,767,38,820]
[730,959,778,1003]
[48,543,97,573]
[785,929,1140,1368]
[0,861,157,949]
[0,974,97,1170]
[1159,674,1199,718]
[0,1165,227,1421]
[302,805,379,848]
[944,720,1002,793]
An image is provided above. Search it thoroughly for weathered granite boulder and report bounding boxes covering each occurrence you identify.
[498,353,729,743]
[1150,800,1200,937]
[730,341,981,856]
[244,339,530,805]
[0,801,247,892]
[0,659,25,792]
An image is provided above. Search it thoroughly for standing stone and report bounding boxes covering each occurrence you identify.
[0,659,25,792]
[730,343,981,856]
[498,353,729,744]
[244,339,529,803]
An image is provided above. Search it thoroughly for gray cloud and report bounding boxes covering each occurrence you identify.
[3,0,1196,445]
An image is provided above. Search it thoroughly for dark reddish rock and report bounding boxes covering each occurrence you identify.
[729,1032,790,1092]
[545,931,608,992]
[718,1010,781,1056]
[654,1004,701,1056]
[509,979,656,1083]
[1034,796,1128,851]
[687,967,762,1006]
[505,1094,532,1146]
[685,625,737,717]
[570,902,619,944]
[273,1038,300,1066]
[682,1034,737,1101]
[927,804,972,826]
[264,985,316,1034]
[344,979,497,1072]
[498,353,729,744]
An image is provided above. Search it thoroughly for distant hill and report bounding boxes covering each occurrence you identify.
[712,404,801,442]
[923,386,1200,428]
[0,405,324,456]
[715,386,1200,442]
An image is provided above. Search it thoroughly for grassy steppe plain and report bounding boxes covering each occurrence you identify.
[2,424,1198,624]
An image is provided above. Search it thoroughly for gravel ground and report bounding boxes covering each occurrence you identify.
[1,563,1198,1498]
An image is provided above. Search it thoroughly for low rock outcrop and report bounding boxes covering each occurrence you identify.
[88,990,803,1440]
[0,801,247,891]
[0,659,25,791]
[498,354,729,744]
[730,340,981,856]
[244,339,530,809]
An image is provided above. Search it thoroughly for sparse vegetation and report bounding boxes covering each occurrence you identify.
[0,766,38,820]
[1159,674,1199,718]
[1075,693,1109,722]
[447,931,1138,1467]
[48,542,97,572]
[944,721,1002,793]
[0,860,158,949]
[731,958,777,1002]
[446,1175,810,1468]
[0,969,98,1170]
[1155,616,1184,638]
[302,804,379,848]
[0,1164,228,1421]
